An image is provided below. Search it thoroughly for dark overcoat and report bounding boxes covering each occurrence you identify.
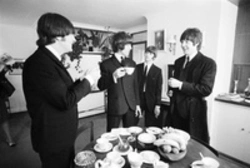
[97,55,140,115]
[137,63,162,113]
[22,47,91,153]
[170,52,216,142]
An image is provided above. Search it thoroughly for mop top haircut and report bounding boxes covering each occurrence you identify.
[180,28,203,51]
[112,31,133,52]
[145,46,157,59]
[36,13,75,46]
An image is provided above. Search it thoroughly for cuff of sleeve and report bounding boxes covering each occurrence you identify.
[84,75,94,86]
[113,74,117,83]
[155,105,160,109]
[179,82,183,90]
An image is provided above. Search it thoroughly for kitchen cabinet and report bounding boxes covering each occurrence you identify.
[210,100,250,164]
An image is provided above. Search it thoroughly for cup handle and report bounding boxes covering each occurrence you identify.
[95,160,105,168]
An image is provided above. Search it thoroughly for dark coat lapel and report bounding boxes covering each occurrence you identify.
[42,47,73,82]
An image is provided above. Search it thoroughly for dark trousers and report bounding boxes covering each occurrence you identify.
[39,146,75,168]
[171,106,189,133]
[107,108,138,132]
[142,94,162,128]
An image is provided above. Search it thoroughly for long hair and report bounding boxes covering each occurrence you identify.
[111,31,132,52]
[180,28,203,51]
[36,13,75,46]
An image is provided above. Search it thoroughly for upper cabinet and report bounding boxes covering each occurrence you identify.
[231,2,250,93]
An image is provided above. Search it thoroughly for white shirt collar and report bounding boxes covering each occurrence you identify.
[144,62,153,73]
[46,45,62,61]
[187,51,198,61]
[114,53,125,62]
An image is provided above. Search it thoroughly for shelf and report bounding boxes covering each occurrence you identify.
[81,51,104,55]
[215,94,250,107]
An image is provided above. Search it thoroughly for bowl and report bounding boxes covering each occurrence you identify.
[137,133,156,149]
[140,150,160,164]
[74,150,96,168]
[101,132,119,145]
[157,147,187,161]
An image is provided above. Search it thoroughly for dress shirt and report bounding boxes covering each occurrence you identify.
[46,45,94,85]
[115,53,125,63]
[179,51,198,89]
[144,62,153,75]
[143,63,153,92]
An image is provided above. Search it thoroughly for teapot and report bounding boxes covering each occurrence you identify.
[95,159,122,168]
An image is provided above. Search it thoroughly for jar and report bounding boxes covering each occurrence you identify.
[244,78,250,97]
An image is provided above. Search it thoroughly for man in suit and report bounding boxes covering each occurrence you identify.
[168,28,216,144]
[22,13,98,168]
[98,31,141,131]
[137,46,163,127]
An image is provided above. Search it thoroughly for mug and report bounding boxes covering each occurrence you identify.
[127,152,143,168]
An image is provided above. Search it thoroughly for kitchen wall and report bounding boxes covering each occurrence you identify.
[0,22,119,113]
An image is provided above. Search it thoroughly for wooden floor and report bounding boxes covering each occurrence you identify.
[0,112,107,168]
[1,112,249,168]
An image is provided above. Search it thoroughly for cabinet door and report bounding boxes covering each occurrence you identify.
[211,101,250,164]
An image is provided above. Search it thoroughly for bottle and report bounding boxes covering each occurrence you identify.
[244,78,250,97]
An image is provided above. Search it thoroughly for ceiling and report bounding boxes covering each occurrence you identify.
[0,0,176,30]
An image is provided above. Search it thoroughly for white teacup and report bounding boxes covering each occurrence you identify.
[124,67,135,75]
[127,152,143,168]
[106,151,123,165]
[96,138,109,150]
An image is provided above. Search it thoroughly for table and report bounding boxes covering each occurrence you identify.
[76,137,245,168]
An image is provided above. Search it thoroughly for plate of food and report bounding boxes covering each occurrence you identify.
[146,127,163,135]
[74,150,96,167]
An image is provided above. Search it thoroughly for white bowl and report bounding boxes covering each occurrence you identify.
[140,150,160,164]
[138,133,156,149]
[74,150,96,167]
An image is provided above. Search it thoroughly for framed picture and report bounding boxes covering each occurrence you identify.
[9,59,25,75]
[155,30,165,50]
[74,28,114,53]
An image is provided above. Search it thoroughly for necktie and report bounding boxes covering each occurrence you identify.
[183,56,189,69]
[121,56,125,66]
[143,65,148,92]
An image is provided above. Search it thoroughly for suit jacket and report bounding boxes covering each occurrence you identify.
[137,63,162,113]
[97,55,139,115]
[22,47,91,153]
[170,52,216,142]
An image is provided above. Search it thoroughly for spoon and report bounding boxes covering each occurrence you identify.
[118,135,124,145]
[199,152,204,160]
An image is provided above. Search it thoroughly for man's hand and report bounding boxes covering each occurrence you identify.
[154,106,161,118]
[168,77,182,89]
[113,67,126,79]
[80,66,100,85]
[135,105,142,118]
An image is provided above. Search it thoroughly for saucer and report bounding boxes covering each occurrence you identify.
[104,156,125,167]
[94,143,113,153]
[112,145,133,155]
[101,132,118,141]
[128,126,143,135]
